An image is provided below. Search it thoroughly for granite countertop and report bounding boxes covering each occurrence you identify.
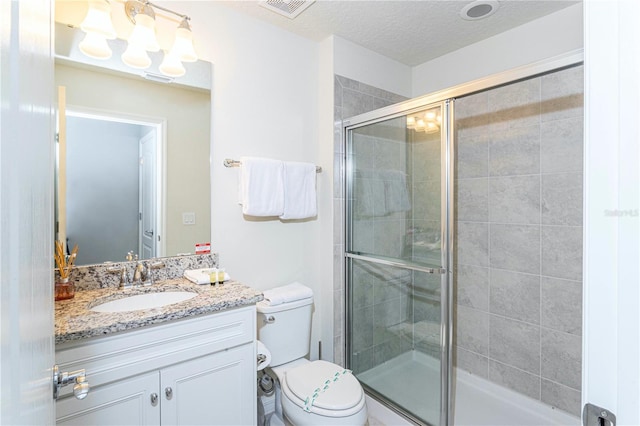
[55,278,263,345]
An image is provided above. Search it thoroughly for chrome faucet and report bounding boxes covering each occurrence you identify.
[133,259,147,286]
[108,264,132,289]
[108,252,166,289]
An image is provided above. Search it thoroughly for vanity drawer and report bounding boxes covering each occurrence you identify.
[55,305,255,398]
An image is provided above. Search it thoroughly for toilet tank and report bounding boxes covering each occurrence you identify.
[256,296,313,367]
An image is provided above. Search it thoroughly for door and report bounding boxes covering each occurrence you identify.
[56,372,160,425]
[161,343,256,425]
[56,86,68,249]
[345,102,452,425]
[139,130,157,259]
[0,0,56,424]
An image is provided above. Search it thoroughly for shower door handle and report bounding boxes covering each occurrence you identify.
[583,403,615,426]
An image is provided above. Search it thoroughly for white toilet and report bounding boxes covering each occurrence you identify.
[257,285,368,426]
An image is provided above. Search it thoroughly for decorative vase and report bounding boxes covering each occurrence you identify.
[55,277,75,301]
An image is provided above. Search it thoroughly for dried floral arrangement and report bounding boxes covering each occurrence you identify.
[54,241,78,280]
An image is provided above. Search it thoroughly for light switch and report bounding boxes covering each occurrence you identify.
[182,212,196,225]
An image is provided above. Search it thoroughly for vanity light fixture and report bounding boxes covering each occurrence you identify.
[78,0,198,77]
[78,0,117,59]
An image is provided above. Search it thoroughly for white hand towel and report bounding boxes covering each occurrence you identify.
[280,161,317,220]
[184,268,230,285]
[262,282,313,306]
[239,157,285,216]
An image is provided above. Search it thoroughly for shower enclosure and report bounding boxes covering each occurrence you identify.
[343,57,584,425]
[345,100,454,425]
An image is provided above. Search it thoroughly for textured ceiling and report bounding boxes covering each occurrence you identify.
[218,0,580,66]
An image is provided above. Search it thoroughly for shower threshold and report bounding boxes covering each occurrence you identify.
[357,350,580,425]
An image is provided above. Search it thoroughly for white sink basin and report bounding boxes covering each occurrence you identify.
[90,291,198,313]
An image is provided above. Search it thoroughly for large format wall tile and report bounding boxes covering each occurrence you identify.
[541,225,583,281]
[541,379,581,417]
[489,360,541,400]
[490,269,540,324]
[456,347,489,378]
[455,134,489,179]
[457,178,489,222]
[456,305,489,355]
[489,175,540,224]
[456,264,489,311]
[489,125,540,176]
[541,328,582,390]
[542,172,583,226]
[541,117,583,174]
[456,222,489,267]
[488,77,541,132]
[541,65,584,122]
[541,276,582,335]
[489,224,540,274]
[452,66,583,417]
[490,315,541,375]
[456,91,490,140]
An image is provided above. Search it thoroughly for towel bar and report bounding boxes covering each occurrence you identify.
[223,158,322,173]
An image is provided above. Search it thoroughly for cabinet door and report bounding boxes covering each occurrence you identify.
[56,371,160,425]
[161,343,255,425]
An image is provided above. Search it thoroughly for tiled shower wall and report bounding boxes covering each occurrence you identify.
[454,65,584,416]
[332,75,407,367]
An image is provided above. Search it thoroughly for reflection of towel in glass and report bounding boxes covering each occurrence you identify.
[381,170,411,214]
[354,169,387,217]
[354,169,411,217]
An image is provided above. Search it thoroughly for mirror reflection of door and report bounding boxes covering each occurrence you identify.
[63,110,160,265]
[139,130,156,259]
[56,86,67,251]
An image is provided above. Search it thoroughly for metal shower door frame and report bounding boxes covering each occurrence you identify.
[343,99,454,426]
[342,48,583,426]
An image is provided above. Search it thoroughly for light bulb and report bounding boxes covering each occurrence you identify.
[425,111,436,120]
[80,0,116,39]
[415,119,426,132]
[128,13,160,52]
[159,51,185,77]
[79,31,112,60]
[406,116,416,129]
[121,43,151,69]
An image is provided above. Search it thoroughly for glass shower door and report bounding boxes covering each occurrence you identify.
[345,102,452,425]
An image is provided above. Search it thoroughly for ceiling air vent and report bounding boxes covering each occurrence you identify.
[259,0,316,19]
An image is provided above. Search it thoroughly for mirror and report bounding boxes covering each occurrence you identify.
[54,24,212,266]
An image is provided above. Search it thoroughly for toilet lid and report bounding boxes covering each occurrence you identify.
[285,360,363,411]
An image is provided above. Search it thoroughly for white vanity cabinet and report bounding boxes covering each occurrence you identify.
[55,306,256,425]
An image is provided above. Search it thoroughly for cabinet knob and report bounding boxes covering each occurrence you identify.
[150,393,158,406]
[73,376,90,400]
[165,387,173,400]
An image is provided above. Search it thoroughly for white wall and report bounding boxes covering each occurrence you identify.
[334,36,413,98]
[163,2,327,359]
[412,3,583,96]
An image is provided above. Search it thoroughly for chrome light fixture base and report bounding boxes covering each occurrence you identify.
[124,0,156,24]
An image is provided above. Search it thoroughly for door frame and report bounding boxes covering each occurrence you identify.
[582,0,640,422]
[63,106,167,259]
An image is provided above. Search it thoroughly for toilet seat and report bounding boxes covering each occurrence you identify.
[281,360,366,418]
